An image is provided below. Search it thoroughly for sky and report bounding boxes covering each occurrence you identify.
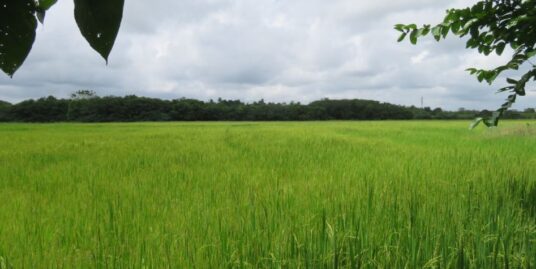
[1,0,535,110]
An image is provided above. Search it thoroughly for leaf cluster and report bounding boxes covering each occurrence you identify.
[0,0,124,77]
[396,0,536,128]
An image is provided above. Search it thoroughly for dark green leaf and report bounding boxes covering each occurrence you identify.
[38,0,57,10]
[483,34,494,45]
[441,24,450,38]
[483,46,492,56]
[512,53,527,61]
[420,26,430,36]
[409,30,418,45]
[471,2,484,13]
[489,112,501,126]
[0,0,38,77]
[451,21,461,34]
[496,86,514,93]
[397,33,407,42]
[477,72,485,82]
[444,11,455,23]
[74,0,124,62]
[484,71,498,84]
[507,62,520,70]
[469,26,479,38]
[515,83,526,96]
[466,38,478,49]
[510,42,520,50]
[495,42,506,55]
[507,78,518,84]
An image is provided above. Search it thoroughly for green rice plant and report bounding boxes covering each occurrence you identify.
[0,121,534,268]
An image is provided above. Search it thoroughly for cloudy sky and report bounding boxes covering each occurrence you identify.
[1,0,535,110]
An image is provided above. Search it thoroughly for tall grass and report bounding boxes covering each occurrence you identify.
[0,121,534,268]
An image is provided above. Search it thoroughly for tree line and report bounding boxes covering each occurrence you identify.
[0,93,534,122]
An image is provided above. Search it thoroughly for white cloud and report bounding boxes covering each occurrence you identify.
[0,0,535,110]
[411,51,430,64]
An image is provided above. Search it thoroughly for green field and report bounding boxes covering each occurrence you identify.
[0,121,535,268]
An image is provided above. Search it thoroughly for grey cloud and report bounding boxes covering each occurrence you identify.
[1,0,535,111]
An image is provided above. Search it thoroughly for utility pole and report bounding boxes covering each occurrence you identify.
[421,96,424,109]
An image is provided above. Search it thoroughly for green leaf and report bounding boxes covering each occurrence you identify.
[483,46,492,56]
[451,21,461,34]
[507,94,516,102]
[495,42,506,55]
[527,50,536,59]
[484,71,498,84]
[420,26,430,36]
[489,112,501,127]
[74,0,125,63]
[444,11,455,23]
[507,78,518,84]
[483,34,494,45]
[0,0,38,77]
[38,0,57,10]
[507,62,520,70]
[394,24,405,32]
[469,26,479,38]
[477,72,485,82]
[496,86,514,93]
[463,19,478,31]
[471,2,484,13]
[409,29,418,45]
[405,24,417,31]
[466,68,477,75]
[431,26,442,41]
[465,38,478,48]
[441,24,450,38]
[397,33,407,42]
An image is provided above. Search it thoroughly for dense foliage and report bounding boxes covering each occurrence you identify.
[0,0,124,76]
[0,95,534,122]
[397,0,536,127]
[0,99,11,121]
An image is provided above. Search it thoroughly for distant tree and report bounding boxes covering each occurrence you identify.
[170,99,207,121]
[2,94,535,123]
[0,100,11,107]
[70,90,98,100]
[478,109,493,118]
[0,100,11,121]
[524,108,536,113]
[396,0,536,128]
[504,109,523,119]
[8,96,68,122]
[1,0,125,77]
